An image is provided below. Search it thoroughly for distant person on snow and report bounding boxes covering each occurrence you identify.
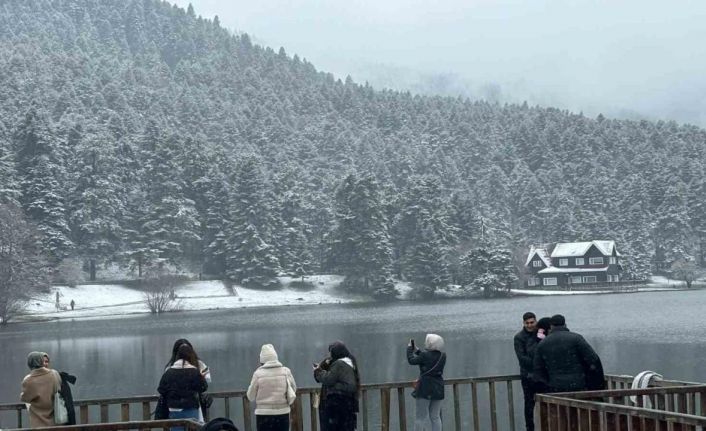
[70,299,75,311]
[533,314,604,393]
[407,334,446,431]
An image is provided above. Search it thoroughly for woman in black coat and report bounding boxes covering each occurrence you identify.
[313,341,360,431]
[158,344,208,430]
[407,333,446,431]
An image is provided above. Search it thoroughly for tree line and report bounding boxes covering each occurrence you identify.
[1,0,706,317]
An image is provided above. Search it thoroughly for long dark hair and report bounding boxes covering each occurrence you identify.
[329,341,361,394]
[166,338,200,369]
[175,343,199,368]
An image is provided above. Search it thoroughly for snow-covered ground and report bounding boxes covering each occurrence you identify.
[22,275,363,321]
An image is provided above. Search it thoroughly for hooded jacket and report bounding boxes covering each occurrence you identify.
[20,367,61,428]
[246,344,297,415]
[407,334,446,400]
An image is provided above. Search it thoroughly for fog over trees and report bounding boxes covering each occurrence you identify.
[1,0,705,298]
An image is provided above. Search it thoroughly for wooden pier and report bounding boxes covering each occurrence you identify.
[1,374,702,430]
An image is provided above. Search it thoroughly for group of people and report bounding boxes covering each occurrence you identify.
[19,333,447,431]
[514,312,604,431]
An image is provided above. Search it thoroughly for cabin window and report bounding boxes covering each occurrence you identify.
[543,277,558,286]
[576,258,585,265]
[583,276,597,283]
[609,257,617,264]
[528,277,540,286]
[607,275,619,282]
[589,257,604,265]
[532,260,543,267]
[559,258,568,266]
[570,276,582,284]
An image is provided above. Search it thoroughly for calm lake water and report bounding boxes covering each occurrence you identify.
[2,289,706,425]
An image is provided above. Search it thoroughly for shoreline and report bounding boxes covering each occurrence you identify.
[8,281,692,325]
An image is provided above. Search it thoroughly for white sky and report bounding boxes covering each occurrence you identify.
[172,0,706,126]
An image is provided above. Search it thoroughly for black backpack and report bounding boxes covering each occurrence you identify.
[201,417,239,431]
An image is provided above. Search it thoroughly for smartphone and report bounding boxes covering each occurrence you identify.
[312,362,319,368]
[410,339,415,349]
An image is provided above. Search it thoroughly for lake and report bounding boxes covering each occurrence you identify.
[1,289,705,423]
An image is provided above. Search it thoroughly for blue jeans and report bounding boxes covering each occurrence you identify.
[415,398,442,431]
[169,408,200,431]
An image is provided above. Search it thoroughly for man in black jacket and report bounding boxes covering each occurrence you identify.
[514,312,539,431]
[533,314,602,393]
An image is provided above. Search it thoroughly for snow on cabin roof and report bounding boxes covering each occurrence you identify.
[538,267,609,274]
[550,240,618,258]
[525,247,552,267]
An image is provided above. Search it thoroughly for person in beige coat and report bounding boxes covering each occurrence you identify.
[246,344,297,431]
[20,351,61,428]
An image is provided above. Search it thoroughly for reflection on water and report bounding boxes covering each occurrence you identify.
[2,289,706,405]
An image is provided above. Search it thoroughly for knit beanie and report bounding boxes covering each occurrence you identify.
[259,344,278,363]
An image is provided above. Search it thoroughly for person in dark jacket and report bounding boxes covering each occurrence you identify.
[533,314,602,393]
[158,344,209,431]
[407,333,446,431]
[313,341,360,431]
[514,312,539,431]
[58,371,77,425]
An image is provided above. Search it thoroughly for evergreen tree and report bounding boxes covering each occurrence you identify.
[330,173,397,298]
[224,156,281,288]
[407,226,450,298]
[14,109,73,262]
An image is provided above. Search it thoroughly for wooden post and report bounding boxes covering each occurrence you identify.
[471,381,480,431]
[100,403,109,423]
[362,389,369,431]
[81,405,89,424]
[120,403,129,422]
[224,396,230,419]
[489,381,498,431]
[242,397,252,431]
[380,387,391,431]
[507,380,516,431]
[453,383,461,431]
[397,387,407,431]
[310,392,318,431]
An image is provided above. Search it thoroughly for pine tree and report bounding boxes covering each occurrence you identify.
[0,141,21,206]
[406,226,450,298]
[224,156,281,288]
[14,109,73,262]
[330,173,397,298]
[67,132,124,280]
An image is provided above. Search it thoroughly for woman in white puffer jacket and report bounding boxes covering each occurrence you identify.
[246,344,297,431]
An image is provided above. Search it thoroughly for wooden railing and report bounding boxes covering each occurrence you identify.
[0,374,523,431]
[537,383,706,430]
[3,374,701,431]
[2,419,202,431]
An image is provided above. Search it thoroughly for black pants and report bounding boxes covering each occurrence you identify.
[521,377,538,431]
[319,401,357,431]
[256,414,289,431]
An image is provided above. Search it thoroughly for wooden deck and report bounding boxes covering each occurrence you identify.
[0,374,702,430]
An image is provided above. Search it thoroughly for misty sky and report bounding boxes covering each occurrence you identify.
[172,0,706,126]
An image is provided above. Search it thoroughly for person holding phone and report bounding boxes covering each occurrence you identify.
[313,341,360,431]
[407,334,446,431]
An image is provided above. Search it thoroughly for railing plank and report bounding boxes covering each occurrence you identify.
[80,404,89,424]
[397,387,407,431]
[453,383,461,431]
[362,389,369,431]
[242,396,252,431]
[380,387,391,431]
[120,403,129,422]
[310,392,318,431]
[506,380,516,431]
[471,381,480,431]
[100,403,109,423]
[489,381,498,431]
[224,396,230,419]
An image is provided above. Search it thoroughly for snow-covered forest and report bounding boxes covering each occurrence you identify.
[1,0,705,299]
